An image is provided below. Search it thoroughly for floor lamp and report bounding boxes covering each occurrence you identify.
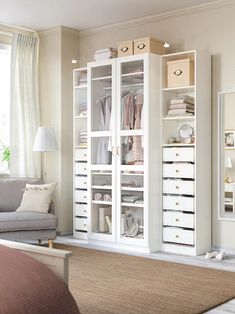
[33,127,58,183]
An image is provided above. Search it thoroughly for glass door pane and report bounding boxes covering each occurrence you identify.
[117,58,145,243]
[89,61,116,241]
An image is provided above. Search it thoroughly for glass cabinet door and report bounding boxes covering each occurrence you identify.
[116,57,146,244]
[88,60,116,241]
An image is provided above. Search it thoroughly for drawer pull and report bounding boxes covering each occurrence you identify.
[84,196,87,199]
[176,169,179,173]
[84,167,87,171]
[176,202,179,206]
[84,209,87,213]
[176,153,179,157]
[175,186,179,189]
[175,218,179,222]
[175,234,179,239]
[84,154,87,157]
[84,182,87,185]
[84,223,87,227]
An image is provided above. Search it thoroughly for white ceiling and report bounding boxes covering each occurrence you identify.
[0,0,221,31]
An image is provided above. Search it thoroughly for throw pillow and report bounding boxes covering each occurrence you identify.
[16,182,57,213]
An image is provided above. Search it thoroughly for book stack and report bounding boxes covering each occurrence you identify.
[167,95,195,116]
[79,129,87,147]
[94,48,117,61]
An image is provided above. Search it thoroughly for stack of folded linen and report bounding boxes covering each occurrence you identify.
[79,129,87,146]
[79,102,87,117]
[94,48,117,61]
[167,95,195,116]
[79,73,87,85]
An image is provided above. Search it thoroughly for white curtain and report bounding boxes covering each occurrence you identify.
[10,33,40,178]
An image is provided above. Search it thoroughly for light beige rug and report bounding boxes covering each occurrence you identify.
[56,244,235,314]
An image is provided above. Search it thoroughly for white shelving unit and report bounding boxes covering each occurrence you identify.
[87,53,161,252]
[73,68,88,240]
[161,50,211,255]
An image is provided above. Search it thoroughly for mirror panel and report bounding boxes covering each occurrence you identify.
[219,92,235,220]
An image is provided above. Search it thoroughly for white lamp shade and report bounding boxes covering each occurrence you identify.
[33,127,58,152]
[225,156,232,168]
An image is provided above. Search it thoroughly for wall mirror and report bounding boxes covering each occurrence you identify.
[218,91,235,220]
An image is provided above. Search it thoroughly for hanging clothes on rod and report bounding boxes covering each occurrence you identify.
[96,94,112,164]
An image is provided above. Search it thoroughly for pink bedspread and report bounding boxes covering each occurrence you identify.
[0,244,80,314]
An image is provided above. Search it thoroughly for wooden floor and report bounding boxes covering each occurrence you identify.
[56,236,235,314]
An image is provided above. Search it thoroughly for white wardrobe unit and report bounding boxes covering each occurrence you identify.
[87,53,161,252]
[161,50,211,255]
[73,68,88,239]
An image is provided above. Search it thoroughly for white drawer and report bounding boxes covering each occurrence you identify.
[74,231,88,240]
[75,190,87,203]
[75,162,87,175]
[163,195,194,212]
[163,227,194,245]
[163,212,194,228]
[75,218,88,231]
[163,163,194,179]
[163,179,194,195]
[163,147,194,162]
[75,204,88,217]
[75,149,87,161]
[75,176,88,189]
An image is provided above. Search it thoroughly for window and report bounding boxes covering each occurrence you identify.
[0,44,11,172]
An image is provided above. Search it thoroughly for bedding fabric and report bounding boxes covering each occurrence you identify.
[0,245,80,314]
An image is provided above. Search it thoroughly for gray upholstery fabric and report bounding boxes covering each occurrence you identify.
[0,212,57,232]
[0,178,42,212]
[0,230,57,241]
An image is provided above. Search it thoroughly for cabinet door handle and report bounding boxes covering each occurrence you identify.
[112,146,115,156]
[117,146,120,156]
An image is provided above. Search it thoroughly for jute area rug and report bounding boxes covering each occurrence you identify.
[56,244,235,314]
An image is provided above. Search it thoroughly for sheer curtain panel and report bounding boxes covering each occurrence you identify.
[10,33,40,178]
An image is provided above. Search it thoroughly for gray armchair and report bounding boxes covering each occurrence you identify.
[0,178,57,247]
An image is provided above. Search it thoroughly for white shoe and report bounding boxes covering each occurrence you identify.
[215,250,225,261]
[205,251,218,259]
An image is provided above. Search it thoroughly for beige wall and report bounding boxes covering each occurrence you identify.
[78,3,235,250]
[39,26,79,234]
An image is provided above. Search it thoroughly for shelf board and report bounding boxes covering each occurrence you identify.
[92,75,112,81]
[121,165,144,172]
[92,185,112,190]
[121,71,144,77]
[90,165,112,171]
[74,115,87,119]
[121,187,144,192]
[92,172,112,176]
[74,85,87,89]
[121,83,144,88]
[121,172,144,176]
[92,200,112,205]
[120,129,144,136]
[162,143,195,147]
[162,116,195,121]
[121,202,144,208]
[162,85,195,92]
[75,145,88,149]
[90,131,111,137]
